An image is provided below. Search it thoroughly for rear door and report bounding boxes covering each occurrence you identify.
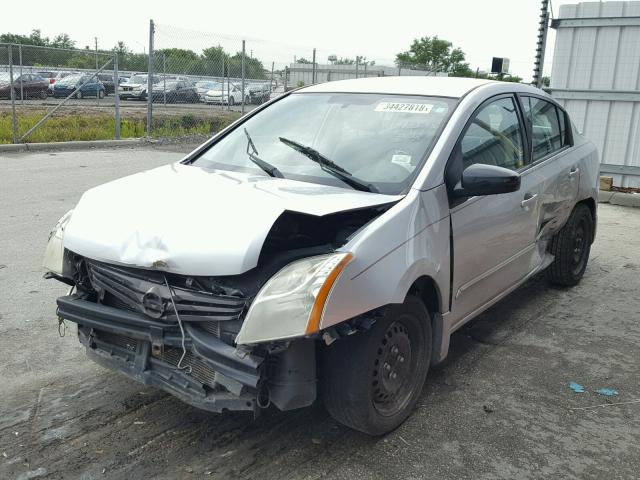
[519,95,579,240]
[448,94,545,324]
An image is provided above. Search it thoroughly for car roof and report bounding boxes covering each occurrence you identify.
[297,76,501,98]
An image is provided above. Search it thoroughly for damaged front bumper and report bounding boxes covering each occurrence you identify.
[57,295,315,413]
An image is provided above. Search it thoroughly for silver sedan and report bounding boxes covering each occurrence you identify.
[45,76,598,435]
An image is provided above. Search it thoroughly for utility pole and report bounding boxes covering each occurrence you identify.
[146,19,154,136]
[533,0,550,88]
[312,48,317,84]
[95,37,99,106]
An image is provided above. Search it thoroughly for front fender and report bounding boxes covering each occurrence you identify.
[321,185,451,329]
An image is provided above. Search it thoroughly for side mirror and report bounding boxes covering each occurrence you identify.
[453,163,521,198]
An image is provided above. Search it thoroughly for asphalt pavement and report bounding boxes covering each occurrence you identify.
[1,145,639,480]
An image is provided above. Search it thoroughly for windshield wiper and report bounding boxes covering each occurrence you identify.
[278,136,378,193]
[244,128,284,178]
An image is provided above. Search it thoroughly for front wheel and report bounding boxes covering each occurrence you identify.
[322,296,431,435]
[546,203,593,286]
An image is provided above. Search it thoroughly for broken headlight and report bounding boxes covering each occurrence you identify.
[43,209,73,275]
[235,252,353,345]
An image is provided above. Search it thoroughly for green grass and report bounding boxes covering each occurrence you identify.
[0,111,240,144]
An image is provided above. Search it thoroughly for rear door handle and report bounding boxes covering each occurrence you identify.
[569,167,580,177]
[521,193,538,209]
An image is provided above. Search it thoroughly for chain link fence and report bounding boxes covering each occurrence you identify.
[0,43,122,143]
[0,21,442,144]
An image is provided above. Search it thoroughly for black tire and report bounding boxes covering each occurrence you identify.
[322,296,432,435]
[546,203,593,286]
[38,90,47,99]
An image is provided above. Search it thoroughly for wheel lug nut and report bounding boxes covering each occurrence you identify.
[384,363,391,371]
[390,372,397,379]
[398,355,404,363]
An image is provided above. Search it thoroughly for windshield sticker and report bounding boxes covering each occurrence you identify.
[391,154,413,171]
[375,102,434,114]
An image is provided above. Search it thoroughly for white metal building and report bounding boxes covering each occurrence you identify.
[550,1,640,187]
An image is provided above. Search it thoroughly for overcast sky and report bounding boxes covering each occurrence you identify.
[2,0,578,80]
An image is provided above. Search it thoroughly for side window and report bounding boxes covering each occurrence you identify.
[461,97,525,171]
[522,97,563,160]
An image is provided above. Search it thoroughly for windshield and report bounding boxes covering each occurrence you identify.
[192,92,455,194]
[128,75,147,84]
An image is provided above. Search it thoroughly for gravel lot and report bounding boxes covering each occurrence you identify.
[1,146,639,480]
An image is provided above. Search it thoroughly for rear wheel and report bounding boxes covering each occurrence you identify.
[322,296,431,435]
[546,203,593,286]
[38,90,47,99]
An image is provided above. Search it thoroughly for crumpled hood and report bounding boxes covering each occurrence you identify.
[64,163,401,275]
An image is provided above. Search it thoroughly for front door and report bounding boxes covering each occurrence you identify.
[448,95,543,324]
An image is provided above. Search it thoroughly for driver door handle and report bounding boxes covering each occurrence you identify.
[569,166,580,177]
[521,193,538,209]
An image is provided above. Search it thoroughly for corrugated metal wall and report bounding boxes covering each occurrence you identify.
[550,1,640,187]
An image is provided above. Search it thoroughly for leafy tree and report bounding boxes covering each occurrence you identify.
[1,29,50,46]
[296,57,313,64]
[113,41,130,56]
[335,57,355,65]
[396,36,471,75]
[201,45,228,76]
[51,34,75,49]
[501,74,523,83]
[227,51,266,79]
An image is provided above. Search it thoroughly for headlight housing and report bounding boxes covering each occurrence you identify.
[43,209,73,275]
[235,252,353,345]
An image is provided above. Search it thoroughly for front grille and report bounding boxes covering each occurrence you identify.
[97,330,138,352]
[155,347,217,387]
[102,291,137,314]
[87,261,246,323]
[199,322,222,337]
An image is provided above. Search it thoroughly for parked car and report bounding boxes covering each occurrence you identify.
[269,85,285,100]
[52,74,105,99]
[248,82,271,104]
[195,81,221,102]
[96,73,127,95]
[0,73,49,99]
[203,83,249,106]
[39,71,77,95]
[36,71,57,91]
[119,74,159,100]
[151,80,199,103]
[44,77,598,436]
